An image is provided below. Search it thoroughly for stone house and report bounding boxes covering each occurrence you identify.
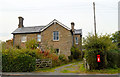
[12,17,82,57]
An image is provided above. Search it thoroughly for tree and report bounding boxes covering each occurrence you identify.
[111,31,120,48]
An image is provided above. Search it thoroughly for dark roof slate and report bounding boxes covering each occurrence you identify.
[74,29,82,35]
[12,26,45,34]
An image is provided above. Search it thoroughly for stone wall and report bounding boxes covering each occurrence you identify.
[14,33,40,48]
[41,23,73,57]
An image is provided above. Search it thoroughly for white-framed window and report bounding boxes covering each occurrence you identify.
[37,34,41,42]
[75,37,78,44]
[53,31,59,41]
[21,35,27,42]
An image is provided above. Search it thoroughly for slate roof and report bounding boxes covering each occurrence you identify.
[74,29,82,35]
[12,19,82,35]
[12,26,45,34]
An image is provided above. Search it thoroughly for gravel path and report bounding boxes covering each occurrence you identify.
[54,62,82,73]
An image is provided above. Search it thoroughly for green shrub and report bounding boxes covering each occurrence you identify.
[117,50,120,68]
[52,59,61,67]
[2,54,10,72]
[12,54,36,72]
[86,50,107,70]
[68,55,73,61]
[22,48,37,57]
[84,33,117,70]
[2,49,36,72]
[26,39,38,49]
[59,54,68,64]
[70,46,82,60]
[107,50,118,68]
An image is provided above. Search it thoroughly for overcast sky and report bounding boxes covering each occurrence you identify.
[0,0,119,41]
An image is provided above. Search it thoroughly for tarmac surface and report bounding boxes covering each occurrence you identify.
[1,72,119,77]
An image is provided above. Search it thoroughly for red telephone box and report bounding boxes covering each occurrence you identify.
[97,55,100,62]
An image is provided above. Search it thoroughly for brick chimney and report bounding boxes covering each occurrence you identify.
[18,16,24,28]
[71,22,75,46]
[71,22,75,32]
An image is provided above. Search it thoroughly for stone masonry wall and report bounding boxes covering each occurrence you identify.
[41,23,73,57]
[14,33,40,48]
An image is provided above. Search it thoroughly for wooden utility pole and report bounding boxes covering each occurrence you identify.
[93,2,97,36]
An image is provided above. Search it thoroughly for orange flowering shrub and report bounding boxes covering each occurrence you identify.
[36,49,61,67]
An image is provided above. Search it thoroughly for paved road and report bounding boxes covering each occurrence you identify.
[1,73,119,77]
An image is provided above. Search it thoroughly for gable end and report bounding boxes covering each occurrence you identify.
[41,19,71,32]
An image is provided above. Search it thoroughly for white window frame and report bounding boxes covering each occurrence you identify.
[21,35,27,42]
[37,34,41,42]
[75,37,78,44]
[53,31,59,41]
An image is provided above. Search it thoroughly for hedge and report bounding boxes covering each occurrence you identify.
[84,34,118,70]
[86,50,107,70]
[2,53,36,72]
[107,50,119,68]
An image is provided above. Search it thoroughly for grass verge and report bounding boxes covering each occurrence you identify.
[61,63,119,74]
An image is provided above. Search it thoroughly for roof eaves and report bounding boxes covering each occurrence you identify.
[12,32,41,34]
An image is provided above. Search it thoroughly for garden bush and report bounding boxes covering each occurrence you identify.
[59,54,68,64]
[2,49,36,72]
[12,54,36,72]
[70,46,82,60]
[86,50,107,70]
[26,39,38,49]
[59,54,67,61]
[22,48,37,57]
[117,50,120,68]
[83,33,117,70]
[107,50,118,68]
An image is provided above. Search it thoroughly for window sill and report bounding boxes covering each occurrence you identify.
[53,40,59,42]
[37,41,41,42]
[21,42,26,43]
[75,43,79,45]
